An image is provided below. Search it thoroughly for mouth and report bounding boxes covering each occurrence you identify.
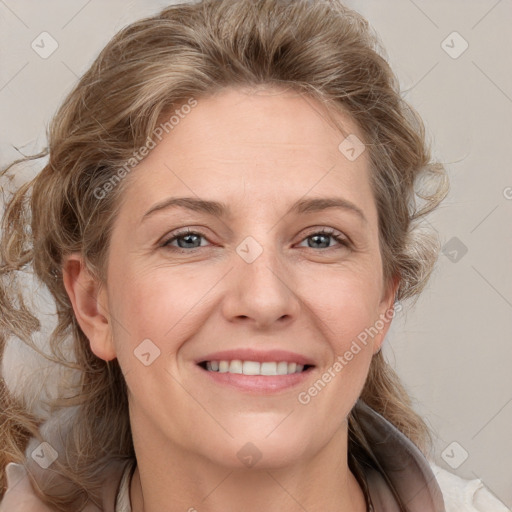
[197,360,315,375]
[194,349,316,393]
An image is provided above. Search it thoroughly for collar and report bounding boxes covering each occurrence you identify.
[352,399,446,512]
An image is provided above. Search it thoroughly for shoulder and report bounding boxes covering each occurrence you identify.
[428,460,511,512]
[0,462,117,512]
[1,463,55,512]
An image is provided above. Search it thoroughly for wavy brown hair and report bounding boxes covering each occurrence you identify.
[0,0,448,509]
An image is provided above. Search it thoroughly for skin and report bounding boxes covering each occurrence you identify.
[63,86,399,512]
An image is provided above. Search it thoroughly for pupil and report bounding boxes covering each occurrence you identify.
[310,234,329,248]
[179,234,200,248]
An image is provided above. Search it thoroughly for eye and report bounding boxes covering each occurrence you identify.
[161,229,210,252]
[297,228,350,250]
[160,227,350,253]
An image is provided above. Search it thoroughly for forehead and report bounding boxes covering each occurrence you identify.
[118,86,376,223]
[161,86,363,161]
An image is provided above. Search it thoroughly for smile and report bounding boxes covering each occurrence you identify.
[194,349,316,392]
[199,360,312,375]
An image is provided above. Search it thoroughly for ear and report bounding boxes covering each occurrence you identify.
[62,253,116,361]
[372,273,401,355]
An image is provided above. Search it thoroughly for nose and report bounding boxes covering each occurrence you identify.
[221,236,301,329]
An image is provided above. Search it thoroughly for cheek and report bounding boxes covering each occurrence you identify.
[299,265,383,394]
[297,275,380,418]
[107,262,216,364]
[306,265,384,344]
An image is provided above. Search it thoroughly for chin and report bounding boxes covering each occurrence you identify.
[202,427,316,471]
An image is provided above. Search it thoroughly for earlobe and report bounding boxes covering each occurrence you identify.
[62,254,116,361]
[380,272,400,311]
[373,274,400,355]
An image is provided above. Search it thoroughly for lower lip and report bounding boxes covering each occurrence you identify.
[197,365,315,393]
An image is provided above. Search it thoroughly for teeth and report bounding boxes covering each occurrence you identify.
[243,361,261,375]
[276,361,288,375]
[204,360,307,375]
[260,362,277,375]
[230,360,243,374]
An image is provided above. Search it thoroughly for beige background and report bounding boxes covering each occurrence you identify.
[1,0,511,507]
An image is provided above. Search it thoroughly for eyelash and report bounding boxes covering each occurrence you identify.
[160,227,350,253]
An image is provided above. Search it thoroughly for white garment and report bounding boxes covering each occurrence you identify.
[428,462,511,512]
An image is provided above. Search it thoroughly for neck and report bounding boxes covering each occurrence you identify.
[128,418,367,512]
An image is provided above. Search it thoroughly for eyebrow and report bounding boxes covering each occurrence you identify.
[141,196,367,224]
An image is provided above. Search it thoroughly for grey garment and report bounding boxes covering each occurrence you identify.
[350,399,446,512]
[113,400,446,512]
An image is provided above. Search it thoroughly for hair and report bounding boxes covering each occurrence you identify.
[0,0,449,509]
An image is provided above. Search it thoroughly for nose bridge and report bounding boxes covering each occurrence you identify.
[223,230,300,325]
[236,231,288,293]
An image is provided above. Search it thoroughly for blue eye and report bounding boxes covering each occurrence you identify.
[298,229,349,250]
[161,228,349,253]
[161,229,208,251]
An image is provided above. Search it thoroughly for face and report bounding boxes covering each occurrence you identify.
[80,86,397,470]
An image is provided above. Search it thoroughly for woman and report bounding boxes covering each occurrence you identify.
[0,1,508,511]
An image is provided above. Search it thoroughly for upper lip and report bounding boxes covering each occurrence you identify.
[196,349,316,366]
